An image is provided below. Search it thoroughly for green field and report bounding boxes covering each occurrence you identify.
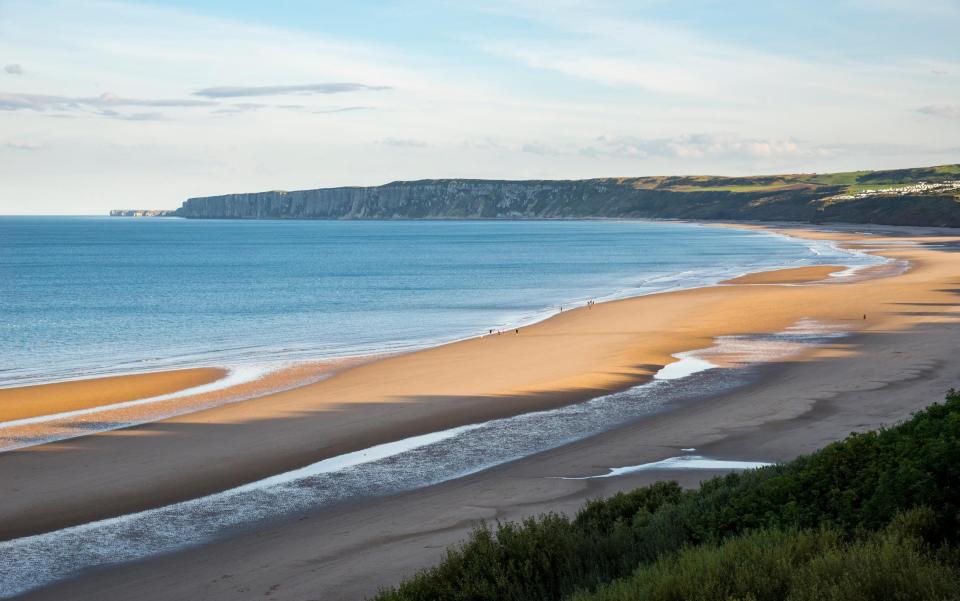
[650,164,960,194]
[669,182,801,193]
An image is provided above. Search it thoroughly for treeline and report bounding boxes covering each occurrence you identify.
[372,390,960,601]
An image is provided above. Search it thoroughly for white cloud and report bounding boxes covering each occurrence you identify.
[4,141,41,150]
[0,91,214,111]
[193,83,391,98]
[313,106,371,114]
[586,134,815,160]
[917,105,960,119]
[521,142,569,156]
[4,63,23,75]
[95,108,167,121]
[377,137,429,148]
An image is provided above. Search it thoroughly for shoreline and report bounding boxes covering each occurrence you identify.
[0,219,875,394]
[0,251,866,455]
[1,222,958,597]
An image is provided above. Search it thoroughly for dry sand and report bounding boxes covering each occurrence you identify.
[721,264,842,284]
[0,360,365,454]
[3,223,959,600]
[0,368,225,423]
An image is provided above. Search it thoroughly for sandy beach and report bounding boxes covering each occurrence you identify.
[0,367,226,423]
[2,222,959,600]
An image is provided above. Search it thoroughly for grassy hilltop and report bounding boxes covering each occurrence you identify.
[639,163,960,192]
[594,163,960,226]
[373,389,960,601]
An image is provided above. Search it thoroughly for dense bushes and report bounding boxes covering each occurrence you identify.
[373,390,960,601]
[573,510,959,601]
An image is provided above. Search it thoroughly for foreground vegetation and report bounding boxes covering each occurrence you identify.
[373,390,960,600]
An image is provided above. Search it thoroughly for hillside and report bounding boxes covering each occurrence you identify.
[118,164,960,227]
[373,389,960,601]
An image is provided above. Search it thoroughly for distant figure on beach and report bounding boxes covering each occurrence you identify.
[515,329,519,334]
[863,314,867,320]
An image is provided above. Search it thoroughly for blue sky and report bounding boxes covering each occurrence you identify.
[1,0,958,213]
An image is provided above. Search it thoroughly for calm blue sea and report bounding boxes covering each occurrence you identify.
[0,217,876,387]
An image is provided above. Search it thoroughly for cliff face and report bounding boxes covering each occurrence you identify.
[176,180,655,220]
[173,178,960,227]
[174,179,832,220]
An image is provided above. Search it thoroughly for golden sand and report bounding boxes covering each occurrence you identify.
[1,225,958,539]
[0,368,226,423]
[722,264,842,284]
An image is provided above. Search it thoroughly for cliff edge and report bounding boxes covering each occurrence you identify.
[119,165,960,227]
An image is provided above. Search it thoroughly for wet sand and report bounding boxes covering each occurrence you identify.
[23,321,959,601]
[2,223,960,599]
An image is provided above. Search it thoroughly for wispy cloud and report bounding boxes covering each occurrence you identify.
[521,142,566,156]
[4,64,23,75]
[917,104,960,119]
[461,138,505,150]
[585,133,816,160]
[476,3,956,110]
[211,102,364,115]
[4,141,40,151]
[0,91,214,112]
[210,102,270,115]
[96,109,167,121]
[193,83,391,98]
[520,133,823,161]
[377,137,428,148]
[314,105,370,114]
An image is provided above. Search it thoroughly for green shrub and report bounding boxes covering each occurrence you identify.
[373,390,960,601]
[574,510,959,601]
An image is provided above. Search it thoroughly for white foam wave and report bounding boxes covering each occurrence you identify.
[561,455,773,479]
[0,364,280,430]
[654,352,716,380]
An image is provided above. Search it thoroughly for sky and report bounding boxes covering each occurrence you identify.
[1,0,958,214]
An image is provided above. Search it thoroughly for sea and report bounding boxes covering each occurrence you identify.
[0,216,880,388]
